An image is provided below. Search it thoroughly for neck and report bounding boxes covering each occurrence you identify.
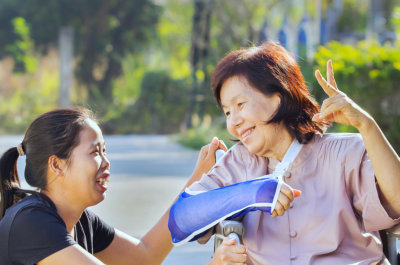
[261,127,294,161]
[41,189,84,233]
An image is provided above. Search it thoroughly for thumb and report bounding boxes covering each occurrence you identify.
[293,189,302,198]
[209,137,220,154]
[222,236,236,246]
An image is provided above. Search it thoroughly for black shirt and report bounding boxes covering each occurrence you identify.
[0,193,115,265]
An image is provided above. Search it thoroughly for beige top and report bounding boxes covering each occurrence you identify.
[189,133,400,265]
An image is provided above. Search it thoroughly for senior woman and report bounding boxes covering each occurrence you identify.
[188,42,400,264]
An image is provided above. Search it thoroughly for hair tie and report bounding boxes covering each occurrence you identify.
[17,143,25,156]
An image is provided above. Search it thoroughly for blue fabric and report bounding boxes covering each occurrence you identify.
[168,176,279,245]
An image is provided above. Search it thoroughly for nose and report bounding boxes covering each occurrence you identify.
[230,110,243,127]
[101,155,110,170]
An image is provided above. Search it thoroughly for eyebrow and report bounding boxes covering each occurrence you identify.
[221,95,246,108]
[90,141,106,148]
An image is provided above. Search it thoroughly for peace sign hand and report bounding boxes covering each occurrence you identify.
[312,60,373,132]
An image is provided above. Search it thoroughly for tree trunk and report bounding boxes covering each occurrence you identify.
[187,0,212,128]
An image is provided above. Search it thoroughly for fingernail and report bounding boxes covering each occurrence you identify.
[212,137,219,145]
[294,190,302,197]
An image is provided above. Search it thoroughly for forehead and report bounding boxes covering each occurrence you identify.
[220,76,258,104]
[78,119,104,146]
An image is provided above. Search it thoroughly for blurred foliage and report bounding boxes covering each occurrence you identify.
[104,71,190,134]
[313,40,400,152]
[5,17,37,73]
[0,0,161,108]
[175,114,234,150]
[0,0,399,158]
[0,50,59,133]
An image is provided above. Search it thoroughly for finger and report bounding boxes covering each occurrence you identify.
[218,139,228,152]
[280,183,294,202]
[222,236,236,246]
[227,244,247,254]
[224,252,247,263]
[207,137,220,158]
[313,97,336,122]
[199,144,210,159]
[315,70,338,98]
[327,60,338,89]
[294,189,302,198]
[271,210,277,217]
[277,193,291,211]
[274,201,285,216]
[320,95,338,114]
[320,102,347,122]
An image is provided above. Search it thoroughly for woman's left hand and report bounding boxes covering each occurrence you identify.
[313,60,373,132]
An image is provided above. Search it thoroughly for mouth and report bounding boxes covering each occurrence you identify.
[96,172,110,189]
[240,127,255,142]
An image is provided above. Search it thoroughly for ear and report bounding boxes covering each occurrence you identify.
[272,93,281,110]
[48,155,67,177]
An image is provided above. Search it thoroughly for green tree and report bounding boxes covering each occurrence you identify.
[106,71,190,134]
[0,0,161,110]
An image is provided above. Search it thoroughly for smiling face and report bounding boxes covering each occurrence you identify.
[63,119,110,207]
[220,76,291,159]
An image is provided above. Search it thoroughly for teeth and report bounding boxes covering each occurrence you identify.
[242,128,254,138]
[96,178,109,186]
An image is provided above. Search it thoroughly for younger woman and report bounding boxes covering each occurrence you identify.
[0,107,230,265]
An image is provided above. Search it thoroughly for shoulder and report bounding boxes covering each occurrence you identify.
[2,194,61,229]
[310,133,365,156]
[1,195,74,264]
[9,195,65,237]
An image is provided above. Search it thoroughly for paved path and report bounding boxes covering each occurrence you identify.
[0,135,213,265]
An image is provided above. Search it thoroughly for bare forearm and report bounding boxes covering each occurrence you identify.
[358,118,400,217]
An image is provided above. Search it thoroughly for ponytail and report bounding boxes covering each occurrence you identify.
[0,147,26,219]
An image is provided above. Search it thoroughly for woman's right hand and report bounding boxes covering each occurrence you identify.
[271,182,301,218]
[208,237,247,265]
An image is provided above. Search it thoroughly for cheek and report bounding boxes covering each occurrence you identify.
[226,119,236,137]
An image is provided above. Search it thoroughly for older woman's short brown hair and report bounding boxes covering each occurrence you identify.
[211,41,326,144]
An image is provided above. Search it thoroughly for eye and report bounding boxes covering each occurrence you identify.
[238,102,246,109]
[224,111,230,117]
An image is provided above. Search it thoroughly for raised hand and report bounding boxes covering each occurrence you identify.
[313,60,373,132]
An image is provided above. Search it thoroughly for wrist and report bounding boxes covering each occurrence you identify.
[356,114,375,134]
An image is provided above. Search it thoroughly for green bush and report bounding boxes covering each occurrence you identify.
[175,114,234,150]
[104,71,191,134]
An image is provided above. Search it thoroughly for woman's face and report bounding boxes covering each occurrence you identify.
[220,76,286,158]
[63,119,110,207]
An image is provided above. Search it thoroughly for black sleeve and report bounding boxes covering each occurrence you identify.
[9,206,76,265]
[85,210,115,253]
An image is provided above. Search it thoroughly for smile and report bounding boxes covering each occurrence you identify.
[241,127,255,139]
[96,178,109,186]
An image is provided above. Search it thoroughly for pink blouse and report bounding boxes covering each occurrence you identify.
[189,133,399,265]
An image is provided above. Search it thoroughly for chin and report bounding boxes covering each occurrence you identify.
[90,194,106,207]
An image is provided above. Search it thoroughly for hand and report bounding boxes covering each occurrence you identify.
[313,60,373,132]
[271,182,301,217]
[189,137,228,185]
[208,237,247,265]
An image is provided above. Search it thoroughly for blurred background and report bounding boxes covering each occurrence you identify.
[1,0,400,264]
[0,0,399,151]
